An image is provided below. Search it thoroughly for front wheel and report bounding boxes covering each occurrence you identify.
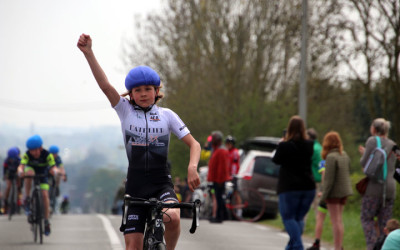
[8,180,17,221]
[228,188,266,222]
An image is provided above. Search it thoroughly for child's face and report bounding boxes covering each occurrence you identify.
[29,148,41,159]
[225,142,233,150]
[130,85,158,108]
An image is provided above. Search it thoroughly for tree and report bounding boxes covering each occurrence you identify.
[122,0,356,174]
[326,0,400,143]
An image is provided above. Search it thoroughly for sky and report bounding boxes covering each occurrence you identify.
[0,0,162,129]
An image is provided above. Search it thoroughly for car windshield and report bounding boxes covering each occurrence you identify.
[253,156,280,177]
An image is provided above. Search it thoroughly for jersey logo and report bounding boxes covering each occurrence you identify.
[128,214,139,221]
[150,115,160,122]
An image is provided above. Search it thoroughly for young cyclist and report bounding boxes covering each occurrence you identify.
[17,135,58,236]
[3,147,21,213]
[77,33,201,250]
[225,135,240,179]
[49,145,67,192]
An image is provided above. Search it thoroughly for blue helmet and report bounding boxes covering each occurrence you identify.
[26,134,43,150]
[7,147,20,158]
[125,66,160,91]
[49,145,59,154]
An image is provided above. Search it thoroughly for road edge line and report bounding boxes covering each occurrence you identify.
[97,214,124,250]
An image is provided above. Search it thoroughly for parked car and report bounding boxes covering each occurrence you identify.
[236,150,280,218]
[240,136,281,155]
[193,137,282,220]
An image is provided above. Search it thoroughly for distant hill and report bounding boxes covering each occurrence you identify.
[0,123,128,169]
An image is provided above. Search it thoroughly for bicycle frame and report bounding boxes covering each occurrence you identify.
[48,175,57,214]
[24,174,47,244]
[122,195,201,249]
[8,173,19,220]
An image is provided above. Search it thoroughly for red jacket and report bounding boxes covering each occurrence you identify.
[227,148,240,177]
[207,147,230,183]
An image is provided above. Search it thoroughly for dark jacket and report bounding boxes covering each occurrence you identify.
[272,139,315,194]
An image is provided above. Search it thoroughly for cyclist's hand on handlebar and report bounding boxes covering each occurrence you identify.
[17,167,24,178]
[187,167,200,192]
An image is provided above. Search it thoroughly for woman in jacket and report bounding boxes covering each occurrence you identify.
[358,118,397,250]
[320,131,353,250]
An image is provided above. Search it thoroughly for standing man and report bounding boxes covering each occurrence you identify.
[307,128,322,209]
[207,131,230,223]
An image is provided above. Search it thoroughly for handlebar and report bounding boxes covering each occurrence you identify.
[123,194,201,234]
[22,174,48,179]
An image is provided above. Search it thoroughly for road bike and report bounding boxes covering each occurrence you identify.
[122,195,201,250]
[225,186,266,222]
[7,171,19,221]
[194,179,266,222]
[25,174,46,244]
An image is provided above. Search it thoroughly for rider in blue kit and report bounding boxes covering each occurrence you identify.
[3,147,21,213]
[77,33,201,250]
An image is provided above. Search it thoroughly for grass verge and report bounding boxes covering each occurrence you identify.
[259,206,366,250]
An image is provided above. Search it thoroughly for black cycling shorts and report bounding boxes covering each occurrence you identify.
[120,183,178,235]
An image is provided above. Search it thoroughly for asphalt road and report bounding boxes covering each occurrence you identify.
[0,214,324,249]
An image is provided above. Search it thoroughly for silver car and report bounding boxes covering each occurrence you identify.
[236,150,280,218]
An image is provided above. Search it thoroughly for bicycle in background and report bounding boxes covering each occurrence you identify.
[122,195,201,250]
[7,171,20,220]
[225,186,266,222]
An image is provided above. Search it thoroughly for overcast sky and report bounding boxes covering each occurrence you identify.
[0,0,162,129]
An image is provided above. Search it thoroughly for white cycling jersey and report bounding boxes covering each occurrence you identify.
[113,97,190,194]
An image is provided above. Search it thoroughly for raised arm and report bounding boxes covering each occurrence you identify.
[77,34,120,107]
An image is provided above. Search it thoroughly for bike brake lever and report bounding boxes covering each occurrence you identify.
[189,199,201,234]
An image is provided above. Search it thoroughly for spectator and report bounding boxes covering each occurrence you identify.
[200,135,213,162]
[381,228,400,250]
[374,219,400,250]
[173,176,183,202]
[359,118,397,250]
[307,160,328,250]
[307,128,322,208]
[112,179,126,215]
[180,178,193,218]
[207,131,230,223]
[272,115,316,250]
[320,131,353,250]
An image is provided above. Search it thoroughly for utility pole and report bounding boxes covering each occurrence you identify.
[299,0,308,125]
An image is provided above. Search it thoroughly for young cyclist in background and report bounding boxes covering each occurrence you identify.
[49,145,67,193]
[225,135,240,179]
[3,147,21,213]
[17,135,58,236]
[77,33,201,250]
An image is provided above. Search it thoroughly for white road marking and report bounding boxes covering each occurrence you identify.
[254,225,269,231]
[97,214,124,250]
